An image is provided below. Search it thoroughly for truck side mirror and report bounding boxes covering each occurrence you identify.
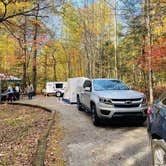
[84,87,91,92]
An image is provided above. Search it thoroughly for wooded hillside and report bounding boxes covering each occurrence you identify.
[0,0,166,102]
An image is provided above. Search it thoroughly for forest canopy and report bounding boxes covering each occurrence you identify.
[0,0,165,102]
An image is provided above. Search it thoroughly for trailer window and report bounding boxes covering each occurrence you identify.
[56,83,63,88]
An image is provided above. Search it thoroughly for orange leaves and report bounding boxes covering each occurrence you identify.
[137,40,166,72]
[45,40,54,47]
[144,45,166,58]
[31,19,42,27]
[28,36,47,46]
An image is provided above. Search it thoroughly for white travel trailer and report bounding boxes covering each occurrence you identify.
[44,82,67,97]
[63,77,88,103]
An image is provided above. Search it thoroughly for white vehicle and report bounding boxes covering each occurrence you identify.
[44,82,67,97]
[63,77,88,103]
[77,78,148,126]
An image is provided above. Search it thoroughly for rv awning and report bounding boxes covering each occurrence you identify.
[0,73,22,103]
[0,73,21,82]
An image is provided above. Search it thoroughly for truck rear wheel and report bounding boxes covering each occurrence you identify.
[91,104,101,126]
[77,96,83,111]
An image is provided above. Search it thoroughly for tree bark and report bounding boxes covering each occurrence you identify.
[23,16,27,88]
[44,54,48,84]
[146,0,154,103]
[114,0,118,79]
[51,50,57,81]
[32,4,39,94]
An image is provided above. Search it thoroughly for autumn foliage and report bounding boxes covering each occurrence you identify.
[0,0,165,95]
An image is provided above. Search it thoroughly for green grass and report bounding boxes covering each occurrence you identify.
[4,118,25,127]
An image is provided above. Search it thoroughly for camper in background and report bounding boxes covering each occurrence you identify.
[43,82,67,97]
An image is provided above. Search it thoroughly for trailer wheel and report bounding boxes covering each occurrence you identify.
[56,91,62,97]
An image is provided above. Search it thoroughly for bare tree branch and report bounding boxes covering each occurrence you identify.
[2,22,23,49]
[0,2,50,23]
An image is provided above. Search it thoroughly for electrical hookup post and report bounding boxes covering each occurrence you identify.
[58,95,61,102]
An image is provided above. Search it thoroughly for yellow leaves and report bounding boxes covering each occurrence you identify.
[151,2,166,36]
[62,3,83,42]
[0,1,32,21]
[84,1,113,36]
[0,34,18,72]
[63,0,113,41]
[153,17,166,35]
[7,1,32,15]
[0,2,6,16]
[38,40,68,81]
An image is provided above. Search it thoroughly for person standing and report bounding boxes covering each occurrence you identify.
[27,83,33,100]
[30,83,34,97]
[7,85,14,102]
[15,84,20,100]
[7,85,13,93]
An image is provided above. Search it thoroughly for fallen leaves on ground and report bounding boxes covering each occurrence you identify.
[45,112,65,166]
[0,104,64,166]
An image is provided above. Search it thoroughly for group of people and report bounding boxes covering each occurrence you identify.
[4,83,34,102]
[7,84,21,101]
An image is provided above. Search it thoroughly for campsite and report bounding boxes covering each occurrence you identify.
[0,0,166,166]
[0,76,153,165]
[0,96,150,166]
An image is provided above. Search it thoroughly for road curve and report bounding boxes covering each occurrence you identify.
[15,96,152,166]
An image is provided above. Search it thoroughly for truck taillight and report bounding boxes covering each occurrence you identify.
[147,107,152,115]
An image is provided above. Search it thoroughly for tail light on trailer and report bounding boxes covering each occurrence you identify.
[147,107,152,115]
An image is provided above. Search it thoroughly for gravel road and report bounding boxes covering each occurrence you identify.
[17,96,152,166]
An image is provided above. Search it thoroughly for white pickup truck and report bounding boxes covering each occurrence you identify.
[77,78,148,126]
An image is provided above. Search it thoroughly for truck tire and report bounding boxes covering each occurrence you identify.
[152,139,166,166]
[56,91,62,97]
[91,104,101,126]
[77,96,83,111]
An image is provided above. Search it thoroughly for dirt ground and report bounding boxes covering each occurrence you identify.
[17,96,152,166]
[0,104,64,166]
[0,105,50,165]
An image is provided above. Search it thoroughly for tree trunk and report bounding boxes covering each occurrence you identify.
[32,4,39,94]
[146,0,154,103]
[114,0,118,79]
[23,16,27,88]
[68,52,71,78]
[141,35,148,94]
[44,54,48,84]
[51,51,57,81]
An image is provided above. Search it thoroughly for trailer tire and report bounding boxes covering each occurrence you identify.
[56,91,62,97]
